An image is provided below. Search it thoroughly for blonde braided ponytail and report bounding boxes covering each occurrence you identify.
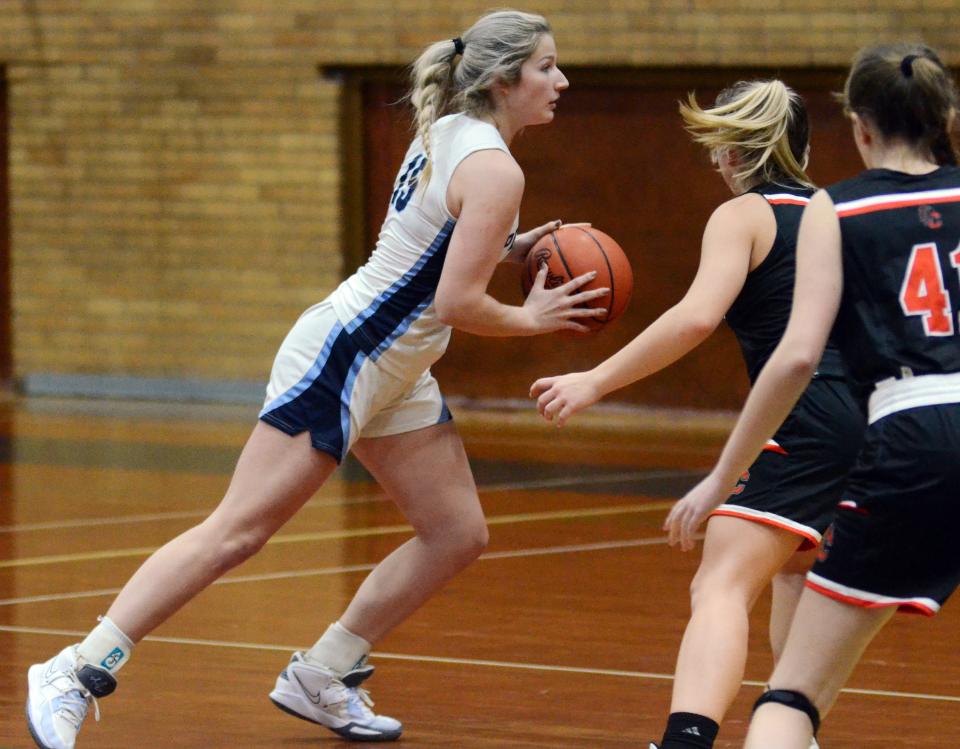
[407,10,551,189]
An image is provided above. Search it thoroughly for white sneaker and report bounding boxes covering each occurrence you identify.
[25,645,115,749]
[811,738,821,749]
[269,652,402,742]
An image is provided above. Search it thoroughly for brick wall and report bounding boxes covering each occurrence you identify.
[0,2,955,387]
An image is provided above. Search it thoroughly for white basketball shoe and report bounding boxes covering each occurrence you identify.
[26,645,116,749]
[269,651,402,742]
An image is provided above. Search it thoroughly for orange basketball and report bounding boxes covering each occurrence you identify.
[521,225,633,331]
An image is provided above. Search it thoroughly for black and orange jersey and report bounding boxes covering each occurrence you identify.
[826,166,960,388]
[726,182,845,383]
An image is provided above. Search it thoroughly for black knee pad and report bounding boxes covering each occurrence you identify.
[752,689,821,735]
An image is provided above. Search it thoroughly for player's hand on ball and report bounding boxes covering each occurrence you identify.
[664,472,731,551]
[507,220,562,263]
[530,371,602,426]
[520,225,631,332]
[522,265,609,334]
[507,220,592,264]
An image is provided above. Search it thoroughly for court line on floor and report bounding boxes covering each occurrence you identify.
[0,469,697,535]
[481,469,699,493]
[0,625,956,705]
[0,536,680,607]
[0,501,676,569]
[0,492,386,533]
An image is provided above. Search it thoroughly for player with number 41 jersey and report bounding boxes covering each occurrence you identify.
[828,167,960,386]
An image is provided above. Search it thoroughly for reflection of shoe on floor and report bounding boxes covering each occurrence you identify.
[26,645,116,749]
[270,651,402,742]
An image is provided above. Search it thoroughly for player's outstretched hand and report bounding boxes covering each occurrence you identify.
[522,264,608,334]
[530,371,602,427]
[664,472,731,551]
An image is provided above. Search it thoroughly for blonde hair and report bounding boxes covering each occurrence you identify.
[680,80,814,190]
[407,9,551,186]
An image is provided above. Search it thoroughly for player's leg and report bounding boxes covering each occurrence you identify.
[768,546,822,749]
[108,423,337,639]
[269,371,484,743]
[769,545,819,663]
[25,422,337,749]
[744,589,893,749]
[656,516,801,749]
[338,420,486,640]
[269,421,482,742]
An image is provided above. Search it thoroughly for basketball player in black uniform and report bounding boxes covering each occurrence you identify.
[666,44,960,749]
[532,80,863,749]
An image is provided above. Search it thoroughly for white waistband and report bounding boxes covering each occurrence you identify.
[868,371,960,424]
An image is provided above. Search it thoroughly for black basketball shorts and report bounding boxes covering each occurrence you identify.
[807,402,960,616]
[712,376,865,550]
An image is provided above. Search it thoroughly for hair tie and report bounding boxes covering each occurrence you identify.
[452,37,465,56]
[900,54,919,78]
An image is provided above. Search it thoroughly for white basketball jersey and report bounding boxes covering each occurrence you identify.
[329,113,519,378]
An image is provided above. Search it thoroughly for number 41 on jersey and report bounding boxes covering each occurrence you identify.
[899,242,960,336]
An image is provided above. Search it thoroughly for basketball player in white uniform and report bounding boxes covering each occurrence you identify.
[25,10,607,749]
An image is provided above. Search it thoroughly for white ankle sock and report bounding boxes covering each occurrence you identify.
[77,616,134,675]
[304,621,370,676]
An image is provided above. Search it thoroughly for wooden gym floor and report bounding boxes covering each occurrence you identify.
[0,396,956,748]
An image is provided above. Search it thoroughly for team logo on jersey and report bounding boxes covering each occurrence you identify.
[918,205,943,229]
[730,470,750,496]
[817,523,834,563]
